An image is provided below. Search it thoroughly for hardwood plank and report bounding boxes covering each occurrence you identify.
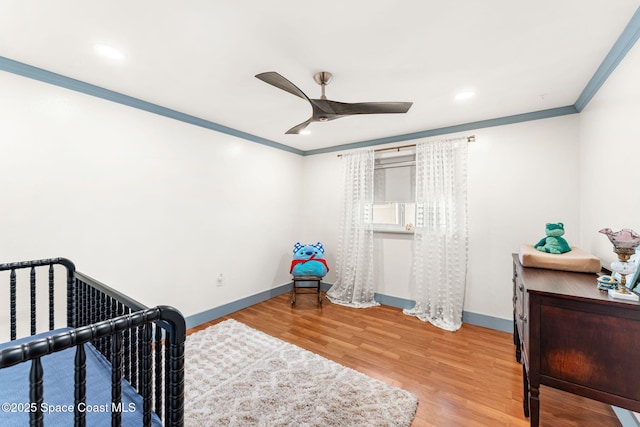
[188,293,621,426]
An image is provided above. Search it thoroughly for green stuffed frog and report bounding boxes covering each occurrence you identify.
[535,222,571,254]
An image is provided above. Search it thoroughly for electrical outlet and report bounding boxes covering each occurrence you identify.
[217,273,224,287]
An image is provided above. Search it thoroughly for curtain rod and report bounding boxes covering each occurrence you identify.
[337,134,475,157]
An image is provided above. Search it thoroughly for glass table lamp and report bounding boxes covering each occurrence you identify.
[599,228,640,301]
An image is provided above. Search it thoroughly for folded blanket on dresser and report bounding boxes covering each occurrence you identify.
[518,244,601,273]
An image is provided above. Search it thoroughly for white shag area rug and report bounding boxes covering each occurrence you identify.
[184,319,418,426]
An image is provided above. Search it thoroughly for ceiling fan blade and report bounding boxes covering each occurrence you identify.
[309,99,338,116]
[285,118,314,134]
[326,100,413,115]
[255,72,310,101]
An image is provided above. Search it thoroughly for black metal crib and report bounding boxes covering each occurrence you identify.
[0,257,185,427]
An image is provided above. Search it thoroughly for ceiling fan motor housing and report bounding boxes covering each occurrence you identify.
[313,71,333,86]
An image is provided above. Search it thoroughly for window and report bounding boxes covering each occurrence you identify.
[372,152,416,232]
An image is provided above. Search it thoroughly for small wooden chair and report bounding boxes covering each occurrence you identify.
[291,276,323,306]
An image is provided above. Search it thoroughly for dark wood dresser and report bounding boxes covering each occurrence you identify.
[512,254,640,427]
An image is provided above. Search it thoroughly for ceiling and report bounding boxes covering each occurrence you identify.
[1,1,639,154]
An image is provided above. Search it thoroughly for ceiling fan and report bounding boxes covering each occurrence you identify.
[255,71,413,134]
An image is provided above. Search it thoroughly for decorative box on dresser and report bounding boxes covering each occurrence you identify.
[512,254,640,427]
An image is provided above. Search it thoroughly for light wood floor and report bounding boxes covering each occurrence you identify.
[189,292,621,427]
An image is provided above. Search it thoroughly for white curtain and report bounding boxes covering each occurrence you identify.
[404,138,469,331]
[327,149,379,308]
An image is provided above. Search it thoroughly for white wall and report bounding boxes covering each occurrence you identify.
[467,118,581,320]
[0,71,303,320]
[301,116,581,321]
[579,38,640,266]
[297,152,340,283]
[4,34,638,327]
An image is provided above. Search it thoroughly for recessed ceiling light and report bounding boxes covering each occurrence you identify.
[93,44,125,60]
[299,130,311,135]
[455,91,475,101]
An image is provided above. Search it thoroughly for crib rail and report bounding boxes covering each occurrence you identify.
[0,258,185,427]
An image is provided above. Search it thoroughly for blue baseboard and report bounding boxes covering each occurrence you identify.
[462,311,513,333]
[185,283,291,329]
[373,293,416,310]
[186,282,512,333]
[612,406,640,427]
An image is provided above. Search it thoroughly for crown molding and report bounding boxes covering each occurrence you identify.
[0,56,303,156]
[303,106,579,156]
[574,7,640,112]
[1,6,638,158]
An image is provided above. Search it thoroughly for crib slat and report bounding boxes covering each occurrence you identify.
[83,282,89,326]
[137,326,144,393]
[76,280,82,326]
[90,287,98,328]
[154,324,163,419]
[30,266,37,336]
[29,357,44,427]
[111,332,123,427]
[74,344,86,427]
[10,268,16,341]
[48,264,55,331]
[124,308,131,381]
[164,342,170,424]
[105,296,112,361]
[130,326,138,389]
[99,292,106,355]
[67,271,74,328]
[167,338,185,427]
[109,297,117,360]
[100,291,105,321]
[142,323,153,426]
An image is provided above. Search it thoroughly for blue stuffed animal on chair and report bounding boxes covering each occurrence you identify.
[289,242,329,277]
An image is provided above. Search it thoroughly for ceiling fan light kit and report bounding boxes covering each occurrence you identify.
[255,71,413,134]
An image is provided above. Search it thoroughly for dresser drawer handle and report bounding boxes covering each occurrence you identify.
[519,313,528,323]
[518,284,524,292]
